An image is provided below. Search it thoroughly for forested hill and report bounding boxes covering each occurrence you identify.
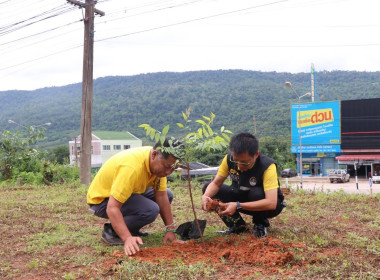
[1,70,380,148]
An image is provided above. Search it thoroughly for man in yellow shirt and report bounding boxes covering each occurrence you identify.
[87,138,183,255]
[201,132,285,238]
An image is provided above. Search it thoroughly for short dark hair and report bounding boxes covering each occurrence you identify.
[153,136,184,159]
[229,132,258,156]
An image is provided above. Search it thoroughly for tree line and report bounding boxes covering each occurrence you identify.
[1,69,379,173]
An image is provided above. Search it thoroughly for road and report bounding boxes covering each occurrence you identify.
[281,176,380,195]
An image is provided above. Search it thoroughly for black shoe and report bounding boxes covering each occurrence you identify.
[216,224,249,235]
[253,224,267,238]
[131,230,149,237]
[102,223,124,245]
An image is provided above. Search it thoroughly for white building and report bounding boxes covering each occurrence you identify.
[69,131,142,167]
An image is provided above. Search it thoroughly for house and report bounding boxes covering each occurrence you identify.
[69,131,142,167]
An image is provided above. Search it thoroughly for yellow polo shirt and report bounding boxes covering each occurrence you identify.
[87,146,167,205]
[217,155,279,191]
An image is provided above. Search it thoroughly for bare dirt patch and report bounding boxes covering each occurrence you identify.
[108,235,307,278]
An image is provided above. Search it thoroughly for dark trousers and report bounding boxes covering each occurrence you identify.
[203,182,284,227]
[89,187,173,233]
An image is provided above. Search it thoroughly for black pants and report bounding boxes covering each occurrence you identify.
[89,187,173,233]
[202,182,285,227]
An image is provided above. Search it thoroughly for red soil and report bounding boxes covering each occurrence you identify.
[109,235,307,277]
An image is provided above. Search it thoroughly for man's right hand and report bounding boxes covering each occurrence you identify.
[124,236,143,256]
[201,195,212,211]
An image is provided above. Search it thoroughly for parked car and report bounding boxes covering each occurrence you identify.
[328,169,350,183]
[281,168,297,178]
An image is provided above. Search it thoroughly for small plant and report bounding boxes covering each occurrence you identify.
[140,108,232,245]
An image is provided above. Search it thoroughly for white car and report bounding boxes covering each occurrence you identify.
[373,171,380,184]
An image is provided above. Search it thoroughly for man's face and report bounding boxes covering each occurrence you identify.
[231,151,259,172]
[151,151,179,178]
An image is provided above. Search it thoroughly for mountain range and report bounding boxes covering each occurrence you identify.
[1,70,380,149]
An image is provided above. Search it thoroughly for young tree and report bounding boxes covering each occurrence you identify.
[139,108,232,245]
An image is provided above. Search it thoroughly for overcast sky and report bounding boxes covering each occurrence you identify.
[0,0,379,91]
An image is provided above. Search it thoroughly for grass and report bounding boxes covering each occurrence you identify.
[0,181,379,279]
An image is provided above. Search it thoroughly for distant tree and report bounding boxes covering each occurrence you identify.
[46,145,69,164]
[0,127,46,180]
[259,136,296,172]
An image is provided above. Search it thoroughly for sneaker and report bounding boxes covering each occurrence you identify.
[102,223,124,245]
[253,224,267,238]
[216,224,249,235]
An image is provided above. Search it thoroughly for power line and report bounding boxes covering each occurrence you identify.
[0,20,81,47]
[0,4,77,36]
[0,44,82,71]
[96,0,288,42]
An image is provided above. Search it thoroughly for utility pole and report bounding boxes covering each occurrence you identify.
[66,0,104,185]
[311,63,315,102]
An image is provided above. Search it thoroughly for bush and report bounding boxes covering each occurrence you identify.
[16,171,44,185]
[42,163,79,184]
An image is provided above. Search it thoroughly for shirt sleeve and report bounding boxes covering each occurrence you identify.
[217,155,229,178]
[158,177,167,191]
[263,163,279,191]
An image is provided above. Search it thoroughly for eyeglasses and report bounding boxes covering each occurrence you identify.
[229,155,255,166]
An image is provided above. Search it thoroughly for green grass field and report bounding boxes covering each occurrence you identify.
[0,180,379,279]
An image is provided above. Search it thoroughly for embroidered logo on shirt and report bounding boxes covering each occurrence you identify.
[249,176,257,186]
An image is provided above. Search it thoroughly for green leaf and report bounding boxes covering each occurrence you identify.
[196,120,207,126]
[150,129,156,140]
[185,132,197,139]
[207,125,213,136]
[214,143,222,151]
[223,129,233,134]
[138,124,149,128]
[154,133,160,143]
[160,135,166,145]
[182,112,188,121]
[202,126,209,137]
[222,133,231,141]
[197,128,203,138]
[203,115,210,121]
[221,126,225,132]
[162,125,170,136]
[176,123,184,128]
[146,127,151,137]
[215,136,225,143]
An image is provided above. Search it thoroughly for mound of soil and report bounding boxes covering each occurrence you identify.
[110,235,307,277]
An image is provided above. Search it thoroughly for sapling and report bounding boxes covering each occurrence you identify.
[139,108,232,246]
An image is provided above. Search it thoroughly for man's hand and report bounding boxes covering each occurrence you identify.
[201,195,212,211]
[124,236,143,256]
[163,231,185,243]
[219,202,237,216]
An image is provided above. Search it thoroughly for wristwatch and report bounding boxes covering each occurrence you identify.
[236,201,243,211]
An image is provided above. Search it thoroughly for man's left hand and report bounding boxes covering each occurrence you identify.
[219,202,237,216]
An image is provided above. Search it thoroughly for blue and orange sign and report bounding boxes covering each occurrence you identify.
[291,101,340,149]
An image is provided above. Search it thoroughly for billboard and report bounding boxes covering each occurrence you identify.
[341,98,380,149]
[291,101,340,152]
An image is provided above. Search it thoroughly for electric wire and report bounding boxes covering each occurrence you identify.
[1,0,379,77]
[95,0,288,42]
[0,5,77,36]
